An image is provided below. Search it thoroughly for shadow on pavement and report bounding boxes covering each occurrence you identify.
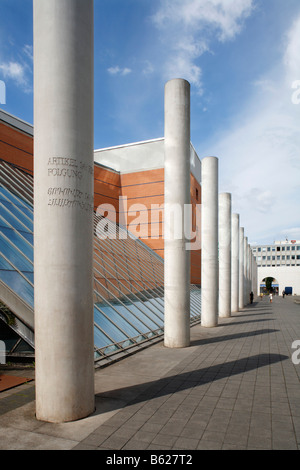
[94,352,288,415]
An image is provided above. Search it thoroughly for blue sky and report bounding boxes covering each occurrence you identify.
[0,0,300,246]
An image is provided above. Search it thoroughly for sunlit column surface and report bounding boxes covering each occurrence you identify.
[243,236,248,305]
[231,213,240,313]
[201,156,219,327]
[219,193,232,318]
[239,227,245,309]
[164,78,191,348]
[34,0,95,422]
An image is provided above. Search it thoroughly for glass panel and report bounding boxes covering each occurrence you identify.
[94,304,130,343]
[0,200,33,232]
[0,227,33,261]
[0,255,34,307]
[0,233,33,274]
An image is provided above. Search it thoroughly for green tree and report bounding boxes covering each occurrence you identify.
[265,277,274,292]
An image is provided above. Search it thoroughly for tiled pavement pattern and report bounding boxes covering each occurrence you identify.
[0,295,299,450]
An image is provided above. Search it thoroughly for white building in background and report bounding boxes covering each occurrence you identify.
[252,240,300,295]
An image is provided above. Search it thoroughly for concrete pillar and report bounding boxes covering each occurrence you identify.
[164,78,190,348]
[201,156,219,327]
[34,0,95,422]
[218,193,231,318]
[231,213,239,313]
[239,227,244,309]
[247,244,251,300]
[249,249,253,294]
[243,236,248,305]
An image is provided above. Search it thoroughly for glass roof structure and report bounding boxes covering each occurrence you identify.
[0,159,201,366]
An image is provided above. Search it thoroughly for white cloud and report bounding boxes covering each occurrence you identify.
[153,0,253,40]
[142,60,154,75]
[152,0,254,90]
[0,44,33,93]
[200,13,300,244]
[284,16,300,78]
[0,61,26,84]
[107,66,132,76]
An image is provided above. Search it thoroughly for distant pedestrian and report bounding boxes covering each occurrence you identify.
[269,293,273,303]
[282,290,285,298]
[250,291,254,304]
[260,293,263,300]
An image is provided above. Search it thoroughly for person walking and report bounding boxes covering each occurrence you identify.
[250,291,254,304]
[269,292,273,303]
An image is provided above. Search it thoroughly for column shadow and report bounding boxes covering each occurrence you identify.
[190,328,278,346]
[94,352,288,414]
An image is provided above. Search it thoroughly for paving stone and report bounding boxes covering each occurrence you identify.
[1,296,299,451]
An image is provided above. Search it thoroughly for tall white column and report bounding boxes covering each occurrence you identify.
[201,156,219,327]
[254,258,258,298]
[239,227,245,309]
[248,244,252,297]
[243,236,248,305]
[34,0,95,422]
[231,213,239,313]
[164,78,190,348]
[219,193,231,318]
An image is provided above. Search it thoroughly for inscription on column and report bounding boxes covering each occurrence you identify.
[47,156,93,212]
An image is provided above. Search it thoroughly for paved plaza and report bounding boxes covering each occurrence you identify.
[0,295,299,451]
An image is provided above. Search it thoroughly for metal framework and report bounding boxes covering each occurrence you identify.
[0,159,201,365]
